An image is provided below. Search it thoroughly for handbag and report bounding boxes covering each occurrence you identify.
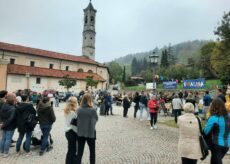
[196,116,209,161]
[70,117,78,126]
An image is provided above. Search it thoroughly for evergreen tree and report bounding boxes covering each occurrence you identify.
[160,50,169,67]
[142,58,148,70]
[122,66,126,83]
[168,44,177,65]
[131,57,138,75]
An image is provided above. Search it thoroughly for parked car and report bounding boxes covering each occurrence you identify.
[63,92,73,102]
[58,92,66,102]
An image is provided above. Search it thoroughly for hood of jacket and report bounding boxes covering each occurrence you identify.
[1,103,15,112]
[16,103,32,112]
[38,102,51,112]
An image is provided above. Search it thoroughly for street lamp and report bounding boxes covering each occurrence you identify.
[149,52,159,94]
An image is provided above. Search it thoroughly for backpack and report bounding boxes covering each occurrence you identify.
[26,114,38,130]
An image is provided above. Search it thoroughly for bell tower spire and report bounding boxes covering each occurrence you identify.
[82,0,97,60]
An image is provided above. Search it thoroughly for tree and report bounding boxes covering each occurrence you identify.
[142,58,148,70]
[59,75,77,92]
[187,58,195,66]
[122,66,126,83]
[200,42,217,78]
[167,44,177,65]
[131,57,138,75]
[86,76,99,89]
[212,11,230,83]
[214,11,230,43]
[160,49,169,67]
[107,61,123,84]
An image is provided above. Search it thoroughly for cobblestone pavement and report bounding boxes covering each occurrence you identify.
[1,103,230,164]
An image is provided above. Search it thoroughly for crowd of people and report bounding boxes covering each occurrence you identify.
[0,89,56,157]
[1,84,230,164]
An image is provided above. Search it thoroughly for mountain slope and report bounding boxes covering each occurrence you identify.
[112,40,210,65]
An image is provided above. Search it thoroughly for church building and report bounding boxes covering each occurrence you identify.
[0,1,109,93]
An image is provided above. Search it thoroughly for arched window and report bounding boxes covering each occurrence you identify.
[77,68,84,73]
[85,16,88,24]
[88,70,93,73]
[90,16,94,23]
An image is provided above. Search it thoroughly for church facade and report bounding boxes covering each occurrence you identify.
[0,1,109,93]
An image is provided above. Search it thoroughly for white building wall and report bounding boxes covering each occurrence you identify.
[6,74,104,93]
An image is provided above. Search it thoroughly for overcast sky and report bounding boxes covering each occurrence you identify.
[0,0,229,63]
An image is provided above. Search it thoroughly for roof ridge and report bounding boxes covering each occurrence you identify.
[0,42,97,64]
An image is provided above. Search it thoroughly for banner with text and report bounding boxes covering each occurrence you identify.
[163,81,177,89]
[183,78,205,89]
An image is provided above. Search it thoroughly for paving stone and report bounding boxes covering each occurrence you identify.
[1,103,230,164]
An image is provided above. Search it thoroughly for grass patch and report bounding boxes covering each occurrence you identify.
[125,86,145,91]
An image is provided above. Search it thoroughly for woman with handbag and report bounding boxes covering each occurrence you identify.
[203,98,230,164]
[64,97,78,164]
[178,102,202,164]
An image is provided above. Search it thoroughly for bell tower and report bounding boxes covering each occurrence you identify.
[82,0,97,60]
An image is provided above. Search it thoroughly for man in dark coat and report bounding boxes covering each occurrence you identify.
[133,92,140,119]
[15,95,36,154]
[123,95,130,118]
[104,93,112,116]
[0,94,16,156]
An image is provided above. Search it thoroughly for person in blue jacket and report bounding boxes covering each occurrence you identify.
[203,98,230,164]
[203,91,212,119]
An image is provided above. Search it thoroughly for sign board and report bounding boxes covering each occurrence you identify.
[183,78,205,89]
[163,81,177,89]
[146,82,156,90]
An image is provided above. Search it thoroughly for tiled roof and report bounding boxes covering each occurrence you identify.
[7,64,105,82]
[0,42,97,65]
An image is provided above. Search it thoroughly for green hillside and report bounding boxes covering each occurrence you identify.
[113,40,210,65]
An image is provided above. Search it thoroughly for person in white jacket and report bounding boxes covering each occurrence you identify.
[178,102,202,164]
[64,97,78,164]
[172,94,183,123]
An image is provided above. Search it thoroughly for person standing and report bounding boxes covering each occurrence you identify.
[203,91,212,120]
[15,95,36,155]
[203,98,230,164]
[64,97,78,164]
[37,97,56,156]
[133,92,140,119]
[186,93,197,115]
[0,94,17,157]
[216,89,226,103]
[148,95,160,129]
[172,94,183,123]
[178,103,202,164]
[76,94,98,164]
[123,95,130,118]
[104,93,112,116]
[55,92,60,107]
[139,91,149,121]
[0,90,8,116]
[47,92,54,107]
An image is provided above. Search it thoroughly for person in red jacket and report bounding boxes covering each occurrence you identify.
[148,95,160,130]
